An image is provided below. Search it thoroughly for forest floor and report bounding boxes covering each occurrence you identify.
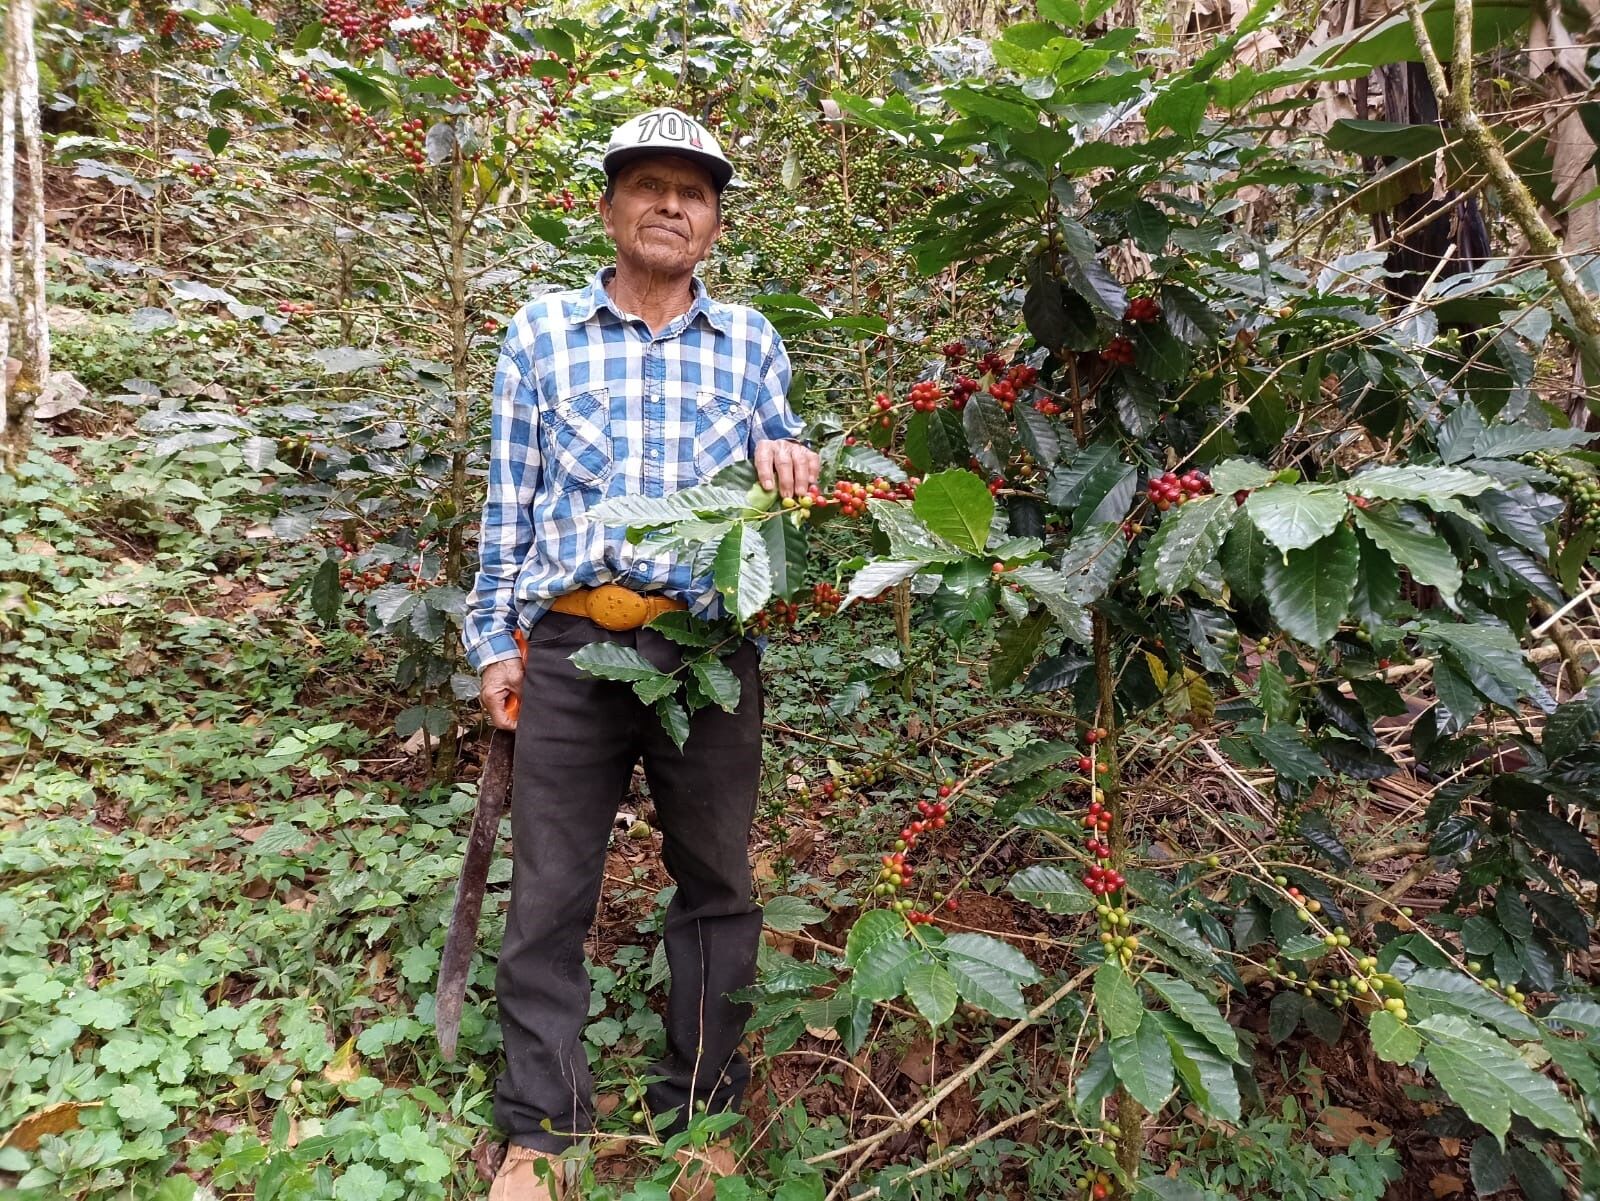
[0,267,1467,1201]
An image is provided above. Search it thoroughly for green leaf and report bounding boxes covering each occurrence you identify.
[310,345,386,375]
[1160,285,1220,347]
[762,896,826,933]
[655,696,690,749]
[1261,525,1359,645]
[592,486,747,528]
[1059,521,1127,607]
[570,643,668,684]
[1250,724,1326,784]
[1471,423,1595,458]
[1352,505,1461,602]
[990,609,1055,689]
[1015,403,1065,467]
[1244,485,1350,552]
[1221,513,1270,602]
[1139,495,1237,595]
[332,1163,391,1201]
[866,498,961,561]
[1346,464,1497,502]
[1146,80,1208,138]
[1210,459,1275,494]
[1095,961,1145,1038]
[1507,1145,1565,1201]
[1418,621,1542,710]
[1268,991,1304,1044]
[913,469,996,555]
[689,655,741,714]
[1145,974,1244,1062]
[1124,200,1170,252]
[845,908,904,967]
[1135,911,1220,968]
[1132,325,1189,381]
[1058,219,1128,317]
[904,960,959,1027]
[1544,685,1600,760]
[645,610,716,647]
[962,392,1016,480]
[1008,865,1096,915]
[1417,1013,1582,1140]
[840,443,907,483]
[1258,660,1296,723]
[1403,967,1537,1039]
[1325,118,1446,158]
[1151,1010,1241,1121]
[852,931,914,1002]
[1469,1137,1510,1195]
[1546,1000,1600,1035]
[1024,256,1092,353]
[632,671,681,705]
[904,407,965,472]
[1136,1182,1208,1201]
[761,513,808,600]
[712,524,774,624]
[1368,1010,1421,1064]
[942,932,1040,1019]
[993,740,1077,782]
[1110,1012,1175,1112]
[1351,529,1402,626]
[945,85,1043,132]
[845,910,911,999]
[310,557,342,626]
[1523,808,1600,877]
[1279,933,1332,961]
[1075,1042,1117,1114]
[844,559,926,607]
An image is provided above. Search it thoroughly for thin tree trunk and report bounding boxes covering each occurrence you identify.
[1406,0,1600,402]
[2,0,19,454]
[3,0,48,467]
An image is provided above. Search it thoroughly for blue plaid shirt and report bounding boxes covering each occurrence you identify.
[462,267,804,671]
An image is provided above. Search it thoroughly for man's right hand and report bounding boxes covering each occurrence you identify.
[481,658,523,730]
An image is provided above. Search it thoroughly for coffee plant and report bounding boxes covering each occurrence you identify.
[592,4,1600,1196]
[6,0,1600,1198]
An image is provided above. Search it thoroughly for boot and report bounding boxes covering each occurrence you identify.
[489,1145,567,1201]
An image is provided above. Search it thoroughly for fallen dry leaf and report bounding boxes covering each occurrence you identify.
[1316,1105,1391,1149]
[1429,1172,1465,1198]
[1,1101,101,1150]
[897,1039,935,1085]
[322,1036,362,1084]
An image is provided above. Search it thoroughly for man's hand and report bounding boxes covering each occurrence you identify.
[754,438,821,500]
[480,658,523,730]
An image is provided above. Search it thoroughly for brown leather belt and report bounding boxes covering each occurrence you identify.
[548,583,687,631]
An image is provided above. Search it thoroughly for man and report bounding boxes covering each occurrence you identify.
[462,107,821,1201]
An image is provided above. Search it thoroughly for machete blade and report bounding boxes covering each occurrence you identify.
[435,726,514,1061]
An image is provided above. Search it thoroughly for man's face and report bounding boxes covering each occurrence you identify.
[599,156,720,277]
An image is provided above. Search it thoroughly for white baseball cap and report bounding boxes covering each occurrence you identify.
[603,107,733,192]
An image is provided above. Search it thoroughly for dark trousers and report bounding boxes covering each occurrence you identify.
[492,610,765,1151]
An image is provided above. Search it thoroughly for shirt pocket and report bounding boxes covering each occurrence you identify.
[543,386,613,489]
[694,388,749,478]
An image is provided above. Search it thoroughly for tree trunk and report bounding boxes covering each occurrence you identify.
[1371,61,1490,304]
[3,0,49,468]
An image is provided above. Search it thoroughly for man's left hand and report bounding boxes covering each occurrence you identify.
[754,438,821,500]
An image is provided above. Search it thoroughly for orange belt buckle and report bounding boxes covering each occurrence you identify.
[587,582,651,631]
